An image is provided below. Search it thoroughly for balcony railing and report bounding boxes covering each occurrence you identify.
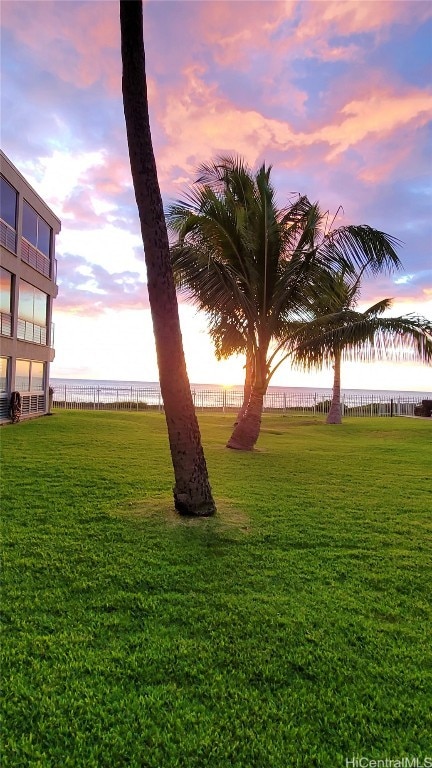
[0,219,17,253]
[17,318,47,345]
[21,238,51,278]
[0,311,12,336]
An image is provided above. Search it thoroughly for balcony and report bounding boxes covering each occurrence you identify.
[0,311,12,336]
[21,238,51,278]
[0,219,17,254]
[17,318,47,345]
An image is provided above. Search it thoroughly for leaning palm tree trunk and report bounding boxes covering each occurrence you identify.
[234,351,254,425]
[228,347,268,450]
[327,351,342,424]
[120,1,215,516]
[227,386,265,451]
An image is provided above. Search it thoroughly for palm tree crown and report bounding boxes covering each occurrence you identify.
[167,156,404,448]
[290,269,432,423]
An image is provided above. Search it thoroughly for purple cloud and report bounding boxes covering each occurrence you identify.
[1,0,430,318]
[55,252,149,315]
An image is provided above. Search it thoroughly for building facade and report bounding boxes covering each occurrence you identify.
[1,150,61,423]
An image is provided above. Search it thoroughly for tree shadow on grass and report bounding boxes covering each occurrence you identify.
[113,496,251,539]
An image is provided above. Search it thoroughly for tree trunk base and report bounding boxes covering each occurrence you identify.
[226,439,253,451]
[174,492,216,517]
[326,414,342,424]
[226,387,264,451]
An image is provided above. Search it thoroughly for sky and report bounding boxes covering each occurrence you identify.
[1,0,431,391]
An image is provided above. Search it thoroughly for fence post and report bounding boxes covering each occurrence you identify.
[64,384,67,408]
[390,398,393,417]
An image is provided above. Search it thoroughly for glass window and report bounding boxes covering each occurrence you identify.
[37,218,51,258]
[0,268,12,314]
[0,357,9,392]
[18,281,35,323]
[18,281,47,326]
[23,201,51,257]
[31,362,44,391]
[0,177,17,229]
[22,201,38,246]
[33,289,47,327]
[15,359,30,392]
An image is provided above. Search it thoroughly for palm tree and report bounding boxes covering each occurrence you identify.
[290,269,432,424]
[168,156,402,450]
[120,1,215,516]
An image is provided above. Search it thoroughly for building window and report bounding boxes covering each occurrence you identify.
[1,267,12,313]
[0,268,12,336]
[22,201,51,258]
[15,359,44,392]
[0,177,17,252]
[0,176,17,229]
[0,357,9,392]
[31,361,44,391]
[17,280,48,344]
[15,359,31,392]
[18,280,47,326]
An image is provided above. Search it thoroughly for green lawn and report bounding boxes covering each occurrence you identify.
[1,411,431,767]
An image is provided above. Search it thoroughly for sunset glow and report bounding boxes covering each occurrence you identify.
[1,1,431,391]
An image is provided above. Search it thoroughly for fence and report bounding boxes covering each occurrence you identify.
[51,385,428,418]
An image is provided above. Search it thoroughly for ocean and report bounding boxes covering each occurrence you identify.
[50,377,431,409]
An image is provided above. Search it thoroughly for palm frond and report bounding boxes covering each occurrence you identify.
[166,154,410,388]
[290,312,432,370]
[319,225,403,274]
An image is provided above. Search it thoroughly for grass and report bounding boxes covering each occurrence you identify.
[1,411,431,767]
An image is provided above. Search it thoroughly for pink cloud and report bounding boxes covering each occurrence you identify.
[3,0,428,189]
[143,3,272,66]
[55,252,149,315]
[314,89,432,159]
[2,0,430,316]
[357,142,413,185]
[189,0,432,74]
[54,248,193,316]
[150,58,431,195]
[84,156,130,198]
[298,0,432,40]
[189,1,295,68]
[1,1,120,93]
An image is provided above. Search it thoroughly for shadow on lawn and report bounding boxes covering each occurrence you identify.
[113,496,252,536]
